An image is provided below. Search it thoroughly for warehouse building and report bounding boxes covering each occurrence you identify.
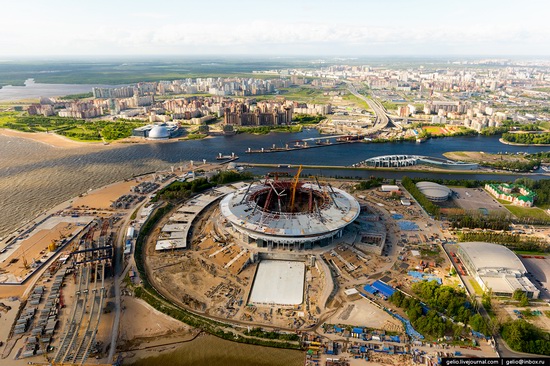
[457,242,539,299]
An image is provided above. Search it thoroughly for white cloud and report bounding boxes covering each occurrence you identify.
[3,20,550,55]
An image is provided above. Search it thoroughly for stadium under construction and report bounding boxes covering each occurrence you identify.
[220,169,361,250]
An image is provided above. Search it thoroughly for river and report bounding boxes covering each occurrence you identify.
[128,335,304,366]
[0,131,547,238]
[0,79,113,101]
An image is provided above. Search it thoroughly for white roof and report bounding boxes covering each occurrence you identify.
[416,181,451,199]
[381,185,400,192]
[155,239,186,251]
[249,260,305,306]
[458,242,526,274]
[148,125,170,139]
[162,224,186,232]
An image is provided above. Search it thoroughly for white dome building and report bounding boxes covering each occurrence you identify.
[416,181,451,202]
[148,125,170,140]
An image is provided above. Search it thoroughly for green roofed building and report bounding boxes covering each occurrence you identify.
[485,183,536,207]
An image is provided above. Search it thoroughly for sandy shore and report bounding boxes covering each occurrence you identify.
[0,128,98,148]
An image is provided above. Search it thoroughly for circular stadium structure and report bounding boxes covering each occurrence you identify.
[220,180,360,249]
[416,181,452,202]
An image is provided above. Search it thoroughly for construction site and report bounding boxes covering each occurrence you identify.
[0,163,505,366]
[145,169,398,334]
[0,170,183,366]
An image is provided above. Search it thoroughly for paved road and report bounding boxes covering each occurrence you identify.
[346,83,390,134]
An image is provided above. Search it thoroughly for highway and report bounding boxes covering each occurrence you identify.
[346,83,390,134]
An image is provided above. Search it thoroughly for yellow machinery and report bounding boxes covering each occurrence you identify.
[289,165,303,212]
[49,239,58,252]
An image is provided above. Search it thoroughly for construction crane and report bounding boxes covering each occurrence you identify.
[290,165,303,212]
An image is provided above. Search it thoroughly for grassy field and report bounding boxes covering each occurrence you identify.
[0,112,145,142]
[254,86,334,103]
[443,151,535,170]
[469,279,484,296]
[504,205,550,220]
[514,250,549,256]
[342,93,372,111]
[0,111,19,125]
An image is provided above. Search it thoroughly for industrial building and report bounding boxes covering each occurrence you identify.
[415,181,452,202]
[457,242,539,299]
[220,173,360,249]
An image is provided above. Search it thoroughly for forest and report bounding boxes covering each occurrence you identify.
[389,281,490,338]
[502,132,550,145]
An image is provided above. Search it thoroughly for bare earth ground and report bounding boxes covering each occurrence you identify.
[0,222,73,280]
[71,180,140,210]
[0,299,20,346]
[327,297,403,332]
[0,128,97,148]
[118,296,191,342]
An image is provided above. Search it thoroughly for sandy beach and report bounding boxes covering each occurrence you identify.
[0,128,96,148]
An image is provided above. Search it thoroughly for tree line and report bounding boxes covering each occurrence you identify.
[502,132,550,145]
[448,213,510,231]
[389,281,490,339]
[501,320,550,356]
[515,178,550,207]
[457,232,549,253]
[401,176,440,217]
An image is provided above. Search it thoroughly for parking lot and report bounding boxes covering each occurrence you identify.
[452,188,508,214]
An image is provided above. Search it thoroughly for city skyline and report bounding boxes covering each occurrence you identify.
[2,0,550,56]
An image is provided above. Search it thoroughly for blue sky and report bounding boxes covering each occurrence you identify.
[2,0,549,56]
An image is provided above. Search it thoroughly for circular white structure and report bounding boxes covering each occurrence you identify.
[416,181,451,202]
[220,181,360,249]
[148,125,170,140]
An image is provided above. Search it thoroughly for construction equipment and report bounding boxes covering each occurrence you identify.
[22,247,29,269]
[290,165,303,212]
[49,239,58,252]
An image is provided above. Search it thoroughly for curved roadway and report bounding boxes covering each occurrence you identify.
[346,83,390,134]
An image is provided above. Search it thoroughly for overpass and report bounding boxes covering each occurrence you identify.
[346,82,390,135]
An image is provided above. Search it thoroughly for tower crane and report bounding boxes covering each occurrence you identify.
[290,165,303,212]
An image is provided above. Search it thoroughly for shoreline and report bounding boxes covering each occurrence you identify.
[0,128,101,148]
[0,128,211,148]
[499,138,550,147]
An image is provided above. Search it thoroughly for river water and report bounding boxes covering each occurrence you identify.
[128,335,304,366]
[1,131,548,238]
[0,79,112,101]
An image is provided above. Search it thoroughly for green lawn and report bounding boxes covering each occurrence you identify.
[469,279,484,295]
[0,111,20,127]
[342,93,372,111]
[1,113,145,142]
[514,250,549,256]
[255,86,335,103]
[504,205,550,220]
